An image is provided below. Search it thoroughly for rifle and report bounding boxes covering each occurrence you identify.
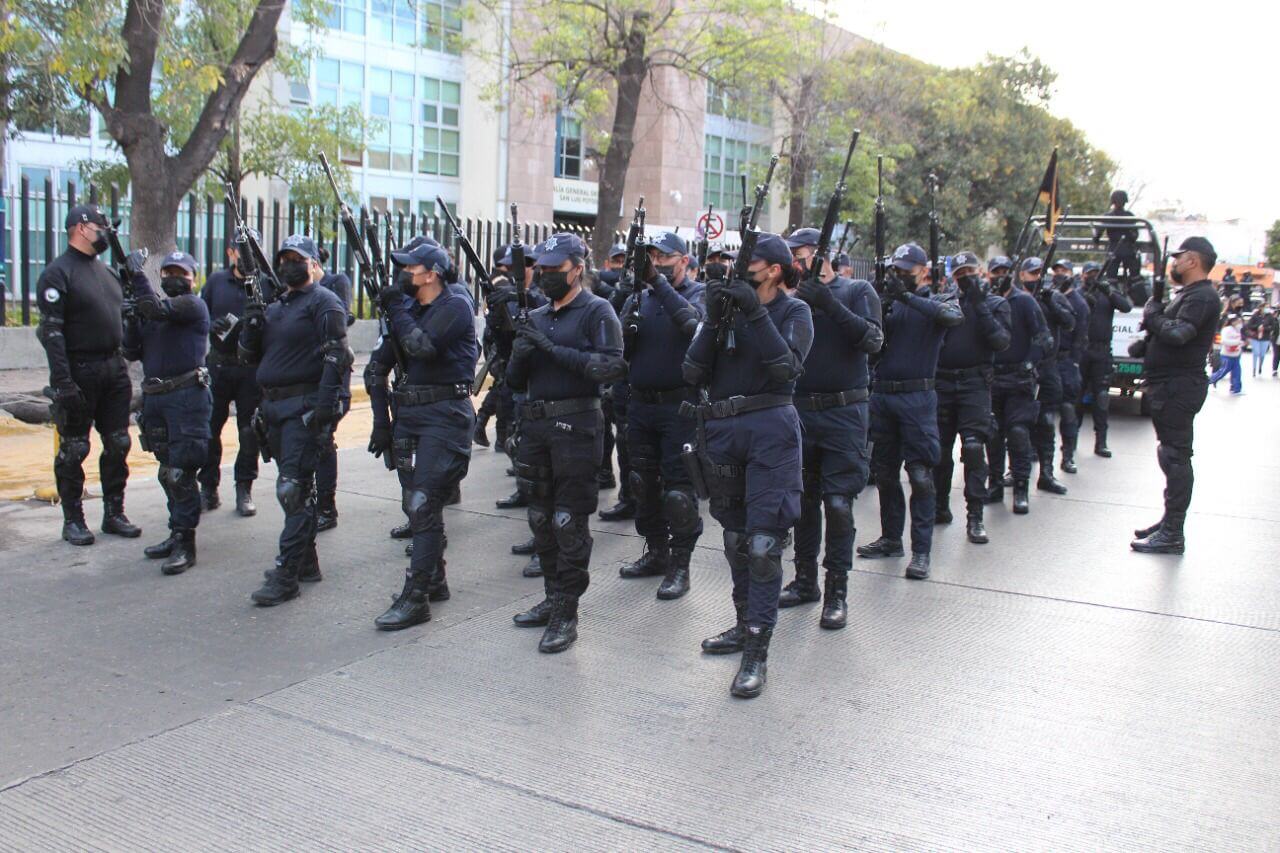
[1152,235,1169,303]
[223,187,273,309]
[437,196,495,299]
[808,129,860,286]
[509,203,528,324]
[697,204,712,280]
[873,156,887,295]
[835,219,855,257]
[620,196,647,339]
[382,215,395,287]
[926,171,941,287]
[319,153,382,296]
[719,153,780,352]
[104,219,139,312]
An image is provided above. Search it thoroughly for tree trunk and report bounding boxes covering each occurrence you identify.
[123,128,180,261]
[590,12,648,265]
[787,147,812,232]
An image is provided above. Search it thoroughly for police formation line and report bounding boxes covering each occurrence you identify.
[36,197,1221,699]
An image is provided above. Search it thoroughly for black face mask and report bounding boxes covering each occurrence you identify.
[541,270,573,301]
[1053,273,1071,291]
[90,227,110,256]
[280,260,310,287]
[655,264,678,282]
[160,275,191,297]
[397,269,418,296]
[598,269,621,286]
[992,274,1012,294]
[704,262,728,282]
[956,273,981,293]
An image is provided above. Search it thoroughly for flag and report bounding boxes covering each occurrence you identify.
[1037,149,1062,240]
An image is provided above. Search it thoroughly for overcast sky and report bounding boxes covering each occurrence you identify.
[830,0,1276,226]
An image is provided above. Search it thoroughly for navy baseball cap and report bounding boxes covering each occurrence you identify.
[1082,261,1102,274]
[1051,257,1072,271]
[1020,257,1044,274]
[391,242,451,274]
[650,232,687,257]
[686,254,700,270]
[833,252,851,268]
[532,233,587,267]
[890,243,928,271]
[608,243,628,259]
[1171,236,1217,267]
[498,242,540,267]
[750,233,793,268]
[784,227,821,249]
[493,244,509,266]
[159,251,198,274]
[988,255,1012,272]
[951,250,981,271]
[65,203,109,230]
[277,234,320,262]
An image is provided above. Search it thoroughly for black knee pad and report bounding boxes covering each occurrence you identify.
[528,505,554,540]
[552,510,591,556]
[276,476,308,514]
[661,488,700,534]
[56,435,91,467]
[906,462,934,496]
[1036,409,1056,429]
[1157,444,1191,470]
[407,488,441,533]
[822,494,854,538]
[960,436,985,469]
[746,533,783,582]
[1007,424,1031,450]
[722,528,747,565]
[103,428,131,459]
[162,466,196,489]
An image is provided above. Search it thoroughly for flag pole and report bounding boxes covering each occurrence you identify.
[1010,147,1058,273]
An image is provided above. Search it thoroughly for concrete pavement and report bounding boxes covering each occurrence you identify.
[0,379,1278,849]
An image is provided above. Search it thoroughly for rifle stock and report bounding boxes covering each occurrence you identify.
[509,203,528,324]
[810,130,860,286]
[926,171,941,287]
[873,156,887,293]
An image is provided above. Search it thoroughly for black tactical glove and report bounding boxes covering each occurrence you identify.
[795,276,836,312]
[485,288,515,313]
[517,324,555,353]
[54,381,87,418]
[884,271,907,302]
[511,329,538,359]
[705,280,729,325]
[302,403,339,435]
[125,249,149,278]
[121,297,139,321]
[728,279,762,314]
[368,425,393,459]
[210,315,235,338]
[243,300,266,333]
[958,274,980,301]
[1097,280,1112,296]
[377,286,405,314]
[637,250,656,285]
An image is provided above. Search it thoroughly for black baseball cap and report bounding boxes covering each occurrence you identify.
[890,243,928,271]
[650,232,687,257]
[160,251,198,274]
[391,242,451,274]
[277,234,320,262]
[1020,257,1044,274]
[65,203,109,230]
[784,228,821,249]
[750,233,794,268]
[951,250,981,272]
[532,233,587,267]
[988,255,1012,272]
[1171,236,1217,268]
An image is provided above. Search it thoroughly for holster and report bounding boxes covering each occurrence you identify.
[681,442,710,500]
[251,410,273,463]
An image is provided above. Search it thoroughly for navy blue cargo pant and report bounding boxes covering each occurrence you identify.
[142,383,213,531]
[795,399,869,576]
[393,399,473,582]
[627,397,703,555]
[870,390,941,556]
[262,393,323,568]
[200,360,260,491]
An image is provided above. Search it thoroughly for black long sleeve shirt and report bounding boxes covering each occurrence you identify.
[1142,280,1220,380]
[36,247,125,385]
[1085,284,1133,345]
[938,287,1011,370]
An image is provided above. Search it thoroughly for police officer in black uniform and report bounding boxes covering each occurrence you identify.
[122,251,212,574]
[239,235,351,606]
[494,244,548,512]
[473,246,514,448]
[199,236,262,517]
[313,249,354,532]
[369,241,478,629]
[615,232,705,600]
[932,250,1010,545]
[1096,190,1141,282]
[1056,260,1091,474]
[1131,237,1221,554]
[506,233,625,653]
[37,204,141,545]
[985,257,1049,514]
[1030,258,1078,496]
[777,227,882,629]
[599,243,638,523]
[683,233,813,698]
[1079,260,1133,458]
[857,244,963,579]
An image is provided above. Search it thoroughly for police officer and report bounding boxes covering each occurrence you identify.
[473,246,515,449]
[506,233,625,653]
[1056,260,1091,474]
[1079,260,1133,458]
[122,251,212,574]
[857,244,963,579]
[36,204,141,545]
[494,243,548,512]
[599,243,638,523]
[313,248,355,532]
[1096,190,1141,282]
[199,236,262,517]
[597,243,631,494]
[239,235,351,606]
[615,231,705,600]
[777,227,882,629]
[370,241,478,629]
[932,250,1010,546]
[683,234,813,698]
[1030,258,1078,495]
[1131,238,1221,554]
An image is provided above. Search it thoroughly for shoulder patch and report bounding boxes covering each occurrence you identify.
[44,287,61,304]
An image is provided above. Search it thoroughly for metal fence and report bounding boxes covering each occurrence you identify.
[0,179,596,324]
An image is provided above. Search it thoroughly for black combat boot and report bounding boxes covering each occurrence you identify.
[730,626,773,698]
[390,521,413,539]
[494,424,509,454]
[161,529,196,575]
[777,558,821,607]
[376,570,432,631]
[619,544,669,579]
[857,536,904,559]
[446,484,461,506]
[145,531,179,559]
[522,554,543,578]
[1060,441,1078,474]
[538,596,579,653]
[820,572,848,630]
[513,597,553,627]
[201,485,220,511]
[251,555,301,606]
[234,481,256,517]
[511,537,536,556]
[1094,432,1112,458]
[495,490,527,509]
[427,557,450,602]
[1012,479,1030,514]
[656,548,692,600]
[62,504,96,546]
[965,502,989,544]
[984,478,1004,505]
[701,603,747,654]
[1131,514,1185,555]
[1037,471,1068,494]
[315,492,338,532]
[598,495,636,521]
[934,496,953,525]
[472,414,490,447]
[905,552,931,580]
[101,495,141,538]
[297,543,322,583]
[1133,518,1164,539]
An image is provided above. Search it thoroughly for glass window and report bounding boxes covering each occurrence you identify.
[419,75,461,177]
[317,59,366,165]
[706,79,771,126]
[325,0,365,34]
[554,112,583,180]
[371,0,415,44]
[421,0,462,54]
[368,67,414,173]
[703,134,769,210]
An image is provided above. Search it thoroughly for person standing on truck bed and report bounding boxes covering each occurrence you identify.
[1079,262,1132,458]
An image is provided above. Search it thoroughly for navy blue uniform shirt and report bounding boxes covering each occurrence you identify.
[381,288,478,386]
[684,289,814,399]
[994,287,1049,368]
[506,288,625,401]
[1085,284,1133,344]
[622,273,705,391]
[250,283,347,410]
[123,275,210,379]
[796,277,883,392]
[874,289,963,382]
[200,269,251,355]
[938,287,1011,369]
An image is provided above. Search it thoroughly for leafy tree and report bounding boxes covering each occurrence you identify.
[1266,220,1280,268]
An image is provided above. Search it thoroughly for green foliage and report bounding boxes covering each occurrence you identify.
[71,158,132,193]
[1267,220,1280,268]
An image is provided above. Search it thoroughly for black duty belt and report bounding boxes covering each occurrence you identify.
[69,351,117,366]
[392,383,473,406]
[142,367,209,396]
[261,382,319,401]
[521,397,601,420]
[697,393,793,420]
[631,387,697,406]
[795,388,869,411]
[872,378,935,394]
[935,365,992,381]
[993,363,1035,377]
